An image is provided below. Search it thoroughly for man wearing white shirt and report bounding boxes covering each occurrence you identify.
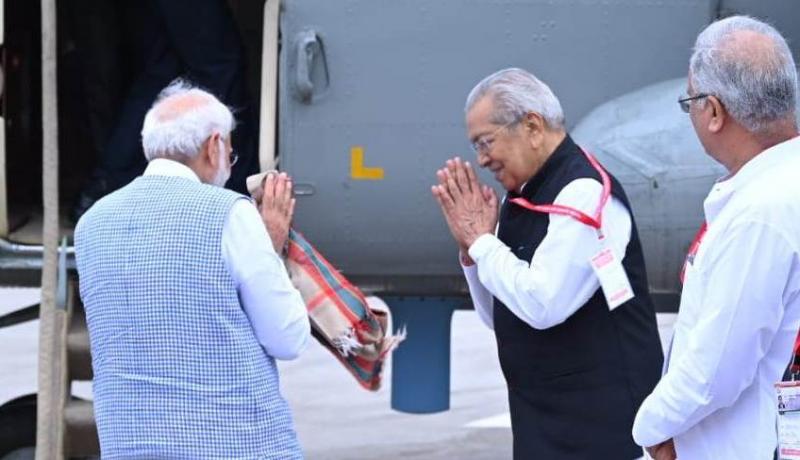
[75,79,309,458]
[432,68,663,459]
[632,16,800,460]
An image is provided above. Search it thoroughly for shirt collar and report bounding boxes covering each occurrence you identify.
[143,158,201,183]
[516,134,576,198]
[704,136,800,224]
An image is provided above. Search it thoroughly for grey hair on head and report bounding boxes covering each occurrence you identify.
[690,15,798,133]
[465,68,565,129]
[141,78,235,161]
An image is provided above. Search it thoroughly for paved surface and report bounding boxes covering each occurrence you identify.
[0,286,677,460]
[279,311,677,460]
[280,310,513,460]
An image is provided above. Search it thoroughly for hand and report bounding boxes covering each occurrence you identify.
[256,172,295,254]
[431,157,498,254]
[646,439,676,460]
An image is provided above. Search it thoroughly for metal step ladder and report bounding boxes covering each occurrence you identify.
[63,284,98,458]
[37,0,99,455]
[38,239,99,459]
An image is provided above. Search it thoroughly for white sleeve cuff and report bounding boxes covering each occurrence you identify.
[632,396,669,448]
[462,261,479,276]
[468,233,502,261]
[461,252,495,330]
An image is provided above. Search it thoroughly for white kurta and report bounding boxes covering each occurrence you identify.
[463,177,632,330]
[632,137,800,459]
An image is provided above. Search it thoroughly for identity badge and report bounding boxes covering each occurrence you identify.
[777,381,800,460]
[590,240,634,311]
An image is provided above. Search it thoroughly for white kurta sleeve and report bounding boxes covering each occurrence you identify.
[222,199,310,360]
[462,257,496,329]
[467,178,632,330]
[632,220,796,447]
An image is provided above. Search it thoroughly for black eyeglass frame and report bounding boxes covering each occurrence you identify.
[678,93,710,113]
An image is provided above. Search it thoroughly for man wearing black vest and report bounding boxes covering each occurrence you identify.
[432,68,663,460]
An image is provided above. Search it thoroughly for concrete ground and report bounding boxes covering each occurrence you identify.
[279,311,677,460]
[280,310,512,460]
[0,286,676,460]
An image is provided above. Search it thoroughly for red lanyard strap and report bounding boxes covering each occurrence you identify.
[509,148,612,231]
[680,222,708,284]
[510,199,601,228]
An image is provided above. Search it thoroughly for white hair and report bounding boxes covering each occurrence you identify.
[141,79,235,161]
[465,68,565,128]
[690,15,798,133]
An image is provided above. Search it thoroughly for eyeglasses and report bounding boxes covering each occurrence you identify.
[678,93,709,113]
[470,119,519,155]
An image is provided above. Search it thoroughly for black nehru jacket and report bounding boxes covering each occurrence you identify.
[493,135,663,460]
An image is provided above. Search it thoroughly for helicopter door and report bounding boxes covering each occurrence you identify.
[0,0,8,238]
[278,0,710,289]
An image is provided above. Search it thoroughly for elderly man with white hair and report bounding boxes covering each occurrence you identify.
[75,80,309,459]
[633,16,800,460]
[432,68,663,459]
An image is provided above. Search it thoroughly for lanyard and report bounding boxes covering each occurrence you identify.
[679,222,708,284]
[509,148,612,237]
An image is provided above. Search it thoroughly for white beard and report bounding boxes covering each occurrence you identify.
[211,151,231,187]
[211,166,230,187]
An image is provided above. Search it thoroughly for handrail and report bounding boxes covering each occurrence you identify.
[259,0,281,172]
[0,238,74,256]
[37,0,67,457]
[0,238,75,272]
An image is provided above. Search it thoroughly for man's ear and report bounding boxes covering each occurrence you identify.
[707,96,726,133]
[206,132,222,168]
[523,112,546,149]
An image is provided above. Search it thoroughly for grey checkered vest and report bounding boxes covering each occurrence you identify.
[75,175,302,459]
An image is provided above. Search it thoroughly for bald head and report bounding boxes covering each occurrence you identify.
[725,29,776,58]
[151,91,214,122]
[690,16,797,133]
[141,79,234,161]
